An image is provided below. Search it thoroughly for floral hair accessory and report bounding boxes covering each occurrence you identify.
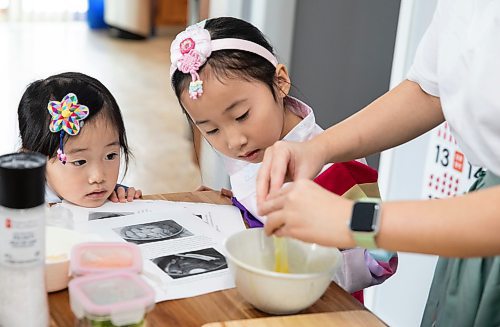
[170,22,211,99]
[47,93,89,164]
[170,20,278,100]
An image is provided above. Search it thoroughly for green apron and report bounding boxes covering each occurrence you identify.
[421,170,500,326]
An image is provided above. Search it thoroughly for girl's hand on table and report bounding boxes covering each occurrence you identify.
[109,186,142,203]
[262,179,355,248]
[196,185,214,192]
[196,185,233,198]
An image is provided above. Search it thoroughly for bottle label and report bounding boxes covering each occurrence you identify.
[0,207,44,268]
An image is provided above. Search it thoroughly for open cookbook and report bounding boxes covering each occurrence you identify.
[56,199,246,302]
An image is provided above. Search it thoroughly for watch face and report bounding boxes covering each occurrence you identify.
[351,202,376,232]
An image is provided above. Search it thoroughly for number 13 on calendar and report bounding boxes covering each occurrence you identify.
[422,123,481,199]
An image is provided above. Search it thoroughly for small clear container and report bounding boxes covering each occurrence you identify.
[69,271,155,327]
[71,242,143,277]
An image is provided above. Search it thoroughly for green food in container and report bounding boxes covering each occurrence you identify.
[69,271,155,327]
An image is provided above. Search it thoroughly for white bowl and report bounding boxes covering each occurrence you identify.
[224,228,342,315]
[45,226,95,292]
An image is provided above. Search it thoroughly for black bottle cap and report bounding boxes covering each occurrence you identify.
[0,152,46,209]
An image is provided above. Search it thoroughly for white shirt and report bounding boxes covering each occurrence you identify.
[407,0,500,175]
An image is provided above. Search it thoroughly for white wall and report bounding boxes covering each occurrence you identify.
[247,0,296,66]
[0,23,30,156]
[366,1,438,326]
[208,0,244,21]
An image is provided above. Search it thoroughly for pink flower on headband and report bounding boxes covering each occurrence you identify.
[180,38,195,54]
[170,23,212,99]
[48,93,89,136]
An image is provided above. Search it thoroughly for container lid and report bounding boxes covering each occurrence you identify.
[68,271,155,326]
[0,152,46,209]
[71,242,143,276]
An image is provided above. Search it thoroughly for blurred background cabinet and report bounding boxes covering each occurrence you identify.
[156,0,187,26]
[104,0,192,38]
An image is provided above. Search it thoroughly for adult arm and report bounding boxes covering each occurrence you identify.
[257,80,444,209]
[261,179,500,257]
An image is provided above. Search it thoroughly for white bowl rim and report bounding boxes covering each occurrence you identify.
[45,255,70,264]
[223,232,340,280]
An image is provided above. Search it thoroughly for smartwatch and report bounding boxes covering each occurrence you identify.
[349,198,381,249]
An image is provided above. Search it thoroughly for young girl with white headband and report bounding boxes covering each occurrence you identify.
[170,17,397,301]
[17,72,142,207]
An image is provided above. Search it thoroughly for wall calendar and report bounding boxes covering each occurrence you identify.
[421,122,481,199]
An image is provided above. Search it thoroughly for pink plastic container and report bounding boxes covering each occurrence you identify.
[69,271,155,326]
[70,242,143,277]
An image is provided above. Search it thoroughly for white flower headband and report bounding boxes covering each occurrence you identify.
[170,20,278,99]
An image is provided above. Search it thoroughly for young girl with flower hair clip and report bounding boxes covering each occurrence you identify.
[17,72,142,207]
[170,17,397,302]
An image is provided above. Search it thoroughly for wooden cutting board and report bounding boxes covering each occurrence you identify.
[202,310,386,327]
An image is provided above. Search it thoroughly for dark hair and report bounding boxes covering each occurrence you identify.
[172,17,281,107]
[17,72,131,173]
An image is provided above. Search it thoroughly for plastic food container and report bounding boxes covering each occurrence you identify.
[71,242,143,277]
[69,271,155,327]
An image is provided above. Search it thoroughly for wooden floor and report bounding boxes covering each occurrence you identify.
[0,21,201,194]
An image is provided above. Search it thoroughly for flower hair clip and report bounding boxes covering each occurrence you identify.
[47,93,89,164]
[170,22,212,99]
[170,21,279,100]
